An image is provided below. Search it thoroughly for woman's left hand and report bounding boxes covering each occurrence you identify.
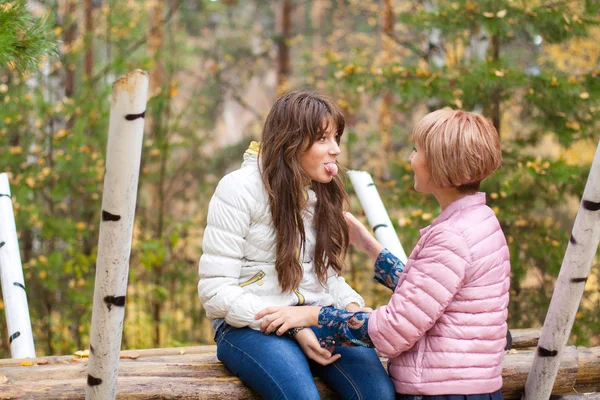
[255,306,321,335]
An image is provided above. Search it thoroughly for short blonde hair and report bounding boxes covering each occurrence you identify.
[412,109,501,191]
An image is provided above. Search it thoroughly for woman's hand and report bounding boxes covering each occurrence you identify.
[295,328,341,366]
[344,212,384,260]
[255,306,321,335]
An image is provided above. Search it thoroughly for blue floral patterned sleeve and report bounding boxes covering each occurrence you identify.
[374,248,405,290]
[314,306,373,348]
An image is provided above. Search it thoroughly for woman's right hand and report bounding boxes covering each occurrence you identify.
[344,212,384,260]
[295,328,341,366]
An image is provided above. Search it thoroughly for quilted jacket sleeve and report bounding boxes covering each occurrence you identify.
[326,269,365,309]
[367,227,470,358]
[197,172,269,330]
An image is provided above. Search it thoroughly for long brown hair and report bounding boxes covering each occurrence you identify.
[260,90,349,293]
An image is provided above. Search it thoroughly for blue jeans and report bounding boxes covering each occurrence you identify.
[215,323,396,400]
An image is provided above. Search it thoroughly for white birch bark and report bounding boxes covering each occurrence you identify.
[523,140,600,399]
[0,173,36,359]
[85,70,149,400]
[348,170,408,263]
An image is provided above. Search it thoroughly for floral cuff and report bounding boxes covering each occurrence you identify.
[314,306,373,348]
[374,248,405,290]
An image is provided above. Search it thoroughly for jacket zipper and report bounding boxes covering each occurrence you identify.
[238,270,266,288]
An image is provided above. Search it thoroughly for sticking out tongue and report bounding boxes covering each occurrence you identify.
[324,162,339,177]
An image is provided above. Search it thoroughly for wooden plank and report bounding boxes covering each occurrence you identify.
[1,342,597,400]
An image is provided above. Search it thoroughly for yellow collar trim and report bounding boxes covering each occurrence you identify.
[246,141,260,156]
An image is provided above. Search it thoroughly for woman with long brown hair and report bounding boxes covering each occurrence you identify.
[198,90,395,399]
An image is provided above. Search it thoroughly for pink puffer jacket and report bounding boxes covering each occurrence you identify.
[368,193,510,395]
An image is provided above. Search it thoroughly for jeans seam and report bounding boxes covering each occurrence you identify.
[221,336,290,400]
[332,361,362,400]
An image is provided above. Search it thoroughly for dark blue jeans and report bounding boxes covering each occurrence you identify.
[215,323,396,400]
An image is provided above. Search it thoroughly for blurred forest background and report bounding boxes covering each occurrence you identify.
[0,0,598,358]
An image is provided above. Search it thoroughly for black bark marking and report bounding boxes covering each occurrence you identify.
[13,282,25,290]
[125,111,145,121]
[538,347,558,357]
[571,277,588,283]
[104,295,126,311]
[569,234,577,245]
[0,193,11,198]
[582,200,600,211]
[0,241,4,249]
[505,329,512,351]
[102,211,121,222]
[90,344,95,355]
[9,332,20,343]
[373,224,387,232]
[87,374,103,386]
[367,183,375,187]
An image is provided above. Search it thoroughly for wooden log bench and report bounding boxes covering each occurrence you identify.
[0,329,598,399]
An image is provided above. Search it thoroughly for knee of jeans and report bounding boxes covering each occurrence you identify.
[372,378,396,400]
[280,383,320,400]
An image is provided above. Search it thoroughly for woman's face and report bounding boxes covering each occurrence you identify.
[299,125,341,184]
[409,144,435,193]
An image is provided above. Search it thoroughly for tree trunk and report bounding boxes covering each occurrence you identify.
[490,34,501,133]
[523,141,600,399]
[377,0,394,181]
[0,342,598,399]
[86,70,149,400]
[63,0,77,99]
[276,0,292,92]
[84,0,94,80]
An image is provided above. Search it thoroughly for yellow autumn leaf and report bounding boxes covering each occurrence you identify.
[490,192,499,199]
[494,70,505,77]
[580,92,590,99]
[76,222,86,231]
[483,12,495,18]
[411,209,423,217]
[496,9,507,18]
[566,121,581,131]
[20,361,34,367]
[74,350,89,358]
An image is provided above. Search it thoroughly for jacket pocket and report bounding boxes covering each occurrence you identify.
[416,339,426,378]
[238,270,266,288]
[294,289,305,305]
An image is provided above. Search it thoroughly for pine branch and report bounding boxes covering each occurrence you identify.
[0,0,58,74]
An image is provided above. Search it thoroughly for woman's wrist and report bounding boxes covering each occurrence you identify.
[367,241,385,260]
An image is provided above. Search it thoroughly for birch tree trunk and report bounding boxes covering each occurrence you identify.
[422,0,446,112]
[0,174,36,359]
[523,140,600,399]
[348,170,408,263]
[86,70,149,400]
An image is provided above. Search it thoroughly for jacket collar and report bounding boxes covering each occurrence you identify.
[419,192,486,237]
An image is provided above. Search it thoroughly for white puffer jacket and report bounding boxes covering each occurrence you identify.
[198,146,364,330]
